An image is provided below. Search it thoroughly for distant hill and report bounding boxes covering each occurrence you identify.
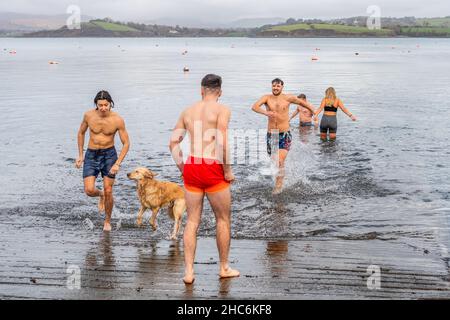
[143,17,285,28]
[16,16,450,38]
[0,12,92,31]
[22,18,242,37]
[228,17,286,28]
[258,16,450,37]
[416,17,450,27]
[263,23,395,37]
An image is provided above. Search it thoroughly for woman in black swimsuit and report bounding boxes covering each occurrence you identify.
[315,87,357,141]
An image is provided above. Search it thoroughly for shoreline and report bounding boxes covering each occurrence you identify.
[1,205,448,300]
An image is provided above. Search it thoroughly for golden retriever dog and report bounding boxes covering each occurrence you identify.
[127,167,186,240]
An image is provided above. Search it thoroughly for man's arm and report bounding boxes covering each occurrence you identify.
[252,95,276,118]
[169,111,187,173]
[217,107,234,183]
[75,114,88,169]
[287,95,316,114]
[338,99,357,121]
[110,117,130,175]
[289,107,300,122]
[314,99,326,117]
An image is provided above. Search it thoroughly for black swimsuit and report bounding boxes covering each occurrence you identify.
[324,105,338,112]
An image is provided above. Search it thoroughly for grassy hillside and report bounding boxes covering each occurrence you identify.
[417,17,450,27]
[268,23,393,36]
[89,20,139,32]
[400,26,450,36]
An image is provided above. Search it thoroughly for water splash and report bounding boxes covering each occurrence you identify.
[82,218,94,231]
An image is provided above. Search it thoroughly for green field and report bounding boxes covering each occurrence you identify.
[269,24,311,32]
[268,23,393,35]
[401,26,450,35]
[90,20,139,32]
[417,18,450,27]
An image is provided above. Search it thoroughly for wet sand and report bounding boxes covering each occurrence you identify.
[0,206,449,300]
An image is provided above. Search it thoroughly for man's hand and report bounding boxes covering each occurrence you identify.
[109,164,120,176]
[266,111,277,119]
[75,157,84,169]
[224,170,235,183]
[178,162,185,174]
[350,115,357,121]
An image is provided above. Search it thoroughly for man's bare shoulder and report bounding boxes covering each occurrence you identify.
[83,109,97,121]
[217,103,231,113]
[110,111,123,119]
[85,109,96,117]
[283,94,297,102]
[261,94,272,101]
[181,103,198,117]
[110,112,125,126]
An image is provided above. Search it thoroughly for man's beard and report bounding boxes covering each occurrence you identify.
[272,90,281,96]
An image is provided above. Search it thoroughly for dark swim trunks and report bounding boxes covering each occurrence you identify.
[83,146,118,179]
[300,122,314,127]
[266,131,292,156]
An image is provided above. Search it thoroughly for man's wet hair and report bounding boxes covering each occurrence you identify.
[272,78,284,86]
[94,90,114,108]
[201,74,222,91]
[298,94,307,100]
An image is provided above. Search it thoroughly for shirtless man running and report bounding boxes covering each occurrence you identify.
[169,74,239,284]
[252,79,316,194]
[75,90,130,232]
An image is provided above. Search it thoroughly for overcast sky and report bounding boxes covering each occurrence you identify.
[1,0,448,22]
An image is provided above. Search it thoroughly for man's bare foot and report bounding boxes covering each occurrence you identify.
[219,267,240,279]
[183,271,195,284]
[272,186,283,195]
[103,221,112,232]
[98,192,105,213]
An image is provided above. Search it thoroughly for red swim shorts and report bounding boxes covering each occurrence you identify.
[183,156,230,194]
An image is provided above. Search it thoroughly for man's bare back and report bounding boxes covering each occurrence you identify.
[169,74,238,285]
[182,100,230,161]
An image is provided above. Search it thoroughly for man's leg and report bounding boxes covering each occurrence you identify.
[102,177,115,232]
[329,133,337,141]
[183,190,204,284]
[83,176,105,212]
[206,188,240,279]
[320,132,328,141]
[273,149,288,194]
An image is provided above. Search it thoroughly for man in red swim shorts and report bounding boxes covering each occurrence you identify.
[169,74,239,284]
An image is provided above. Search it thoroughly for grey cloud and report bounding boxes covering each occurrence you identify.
[0,0,448,24]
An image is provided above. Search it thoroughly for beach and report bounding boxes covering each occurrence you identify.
[0,37,449,299]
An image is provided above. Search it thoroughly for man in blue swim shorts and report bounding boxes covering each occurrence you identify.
[75,91,130,232]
